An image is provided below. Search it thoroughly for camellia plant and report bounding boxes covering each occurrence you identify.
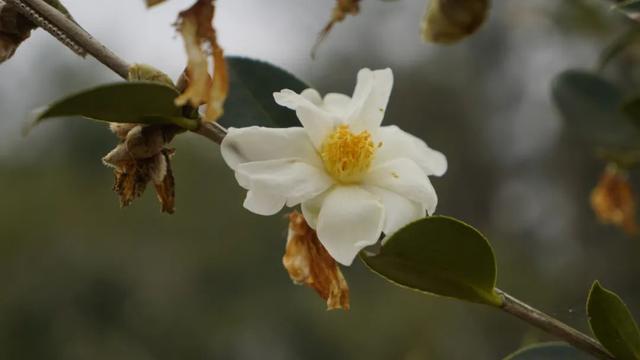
[2,0,640,359]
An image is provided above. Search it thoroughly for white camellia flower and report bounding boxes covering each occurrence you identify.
[221,68,447,265]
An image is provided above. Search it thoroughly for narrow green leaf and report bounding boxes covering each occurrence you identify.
[361,216,502,307]
[27,81,198,133]
[551,69,640,148]
[220,56,308,128]
[503,342,591,360]
[587,281,640,360]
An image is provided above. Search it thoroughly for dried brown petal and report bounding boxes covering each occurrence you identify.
[283,211,350,310]
[312,0,360,58]
[175,0,228,122]
[153,149,176,214]
[591,164,638,235]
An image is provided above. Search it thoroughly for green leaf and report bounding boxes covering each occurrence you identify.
[28,81,198,133]
[220,56,308,128]
[551,69,640,148]
[503,342,591,360]
[587,281,640,360]
[361,216,502,307]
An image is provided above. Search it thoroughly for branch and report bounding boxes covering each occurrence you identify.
[7,0,227,144]
[496,289,614,360]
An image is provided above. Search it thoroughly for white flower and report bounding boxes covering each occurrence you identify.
[221,68,447,265]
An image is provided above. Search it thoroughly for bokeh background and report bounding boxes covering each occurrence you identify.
[1,0,639,359]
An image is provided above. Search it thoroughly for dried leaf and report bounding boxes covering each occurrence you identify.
[421,0,490,44]
[175,0,228,122]
[312,0,360,58]
[283,211,350,310]
[591,164,638,235]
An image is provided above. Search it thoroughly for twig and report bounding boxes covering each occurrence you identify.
[496,289,614,360]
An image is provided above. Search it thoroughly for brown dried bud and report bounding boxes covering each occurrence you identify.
[421,0,490,44]
[103,125,177,214]
[591,164,638,235]
[283,211,350,310]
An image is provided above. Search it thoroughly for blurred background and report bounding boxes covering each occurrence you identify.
[1,0,639,359]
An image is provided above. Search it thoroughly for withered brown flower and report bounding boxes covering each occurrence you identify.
[283,211,350,310]
[102,124,178,214]
[175,0,228,122]
[591,164,638,235]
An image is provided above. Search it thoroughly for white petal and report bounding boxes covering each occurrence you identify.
[243,190,286,216]
[300,189,331,229]
[347,68,394,133]
[301,89,323,105]
[323,92,352,118]
[364,158,438,215]
[374,125,447,177]
[317,186,385,265]
[366,186,425,235]
[296,105,336,149]
[221,126,321,170]
[236,159,333,207]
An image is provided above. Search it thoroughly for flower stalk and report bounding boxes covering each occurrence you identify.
[496,289,614,360]
[17,1,617,358]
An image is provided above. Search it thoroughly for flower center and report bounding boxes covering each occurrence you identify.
[320,124,377,183]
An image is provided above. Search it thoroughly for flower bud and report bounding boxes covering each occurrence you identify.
[421,0,490,44]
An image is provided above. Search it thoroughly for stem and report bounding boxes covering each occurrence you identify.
[496,289,614,360]
[8,0,130,78]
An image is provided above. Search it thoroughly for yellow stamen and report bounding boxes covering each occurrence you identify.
[320,124,376,183]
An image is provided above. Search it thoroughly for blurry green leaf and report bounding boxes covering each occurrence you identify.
[552,69,640,148]
[421,0,490,44]
[361,216,502,307]
[587,281,640,360]
[503,342,591,360]
[219,56,307,128]
[28,81,198,133]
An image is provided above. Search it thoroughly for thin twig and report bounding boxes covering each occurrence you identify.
[8,0,130,78]
[496,289,614,360]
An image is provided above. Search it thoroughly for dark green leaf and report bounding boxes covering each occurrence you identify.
[587,281,640,360]
[551,69,640,148]
[219,56,308,128]
[503,342,591,360]
[28,81,198,133]
[361,216,502,306]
